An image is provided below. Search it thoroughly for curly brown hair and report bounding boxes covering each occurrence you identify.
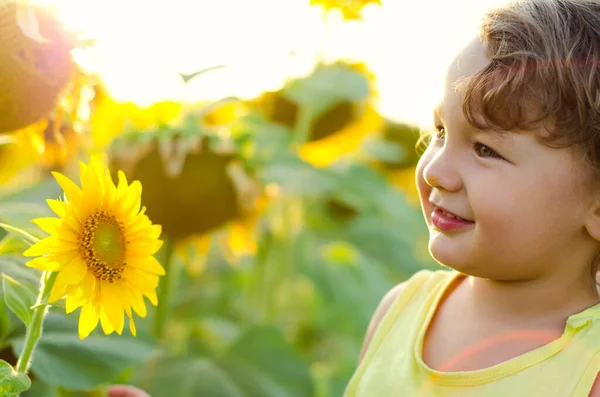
[458,0,600,180]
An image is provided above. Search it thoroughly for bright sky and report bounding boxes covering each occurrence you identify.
[51,0,509,128]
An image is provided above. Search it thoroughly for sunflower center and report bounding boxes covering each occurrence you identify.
[79,210,126,282]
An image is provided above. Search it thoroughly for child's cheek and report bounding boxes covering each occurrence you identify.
[416,148,435,208]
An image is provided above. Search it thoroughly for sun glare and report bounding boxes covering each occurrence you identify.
[47,0,510,126]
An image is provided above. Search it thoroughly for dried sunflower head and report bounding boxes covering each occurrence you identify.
[109,131,259,241]
[0,1,76,133]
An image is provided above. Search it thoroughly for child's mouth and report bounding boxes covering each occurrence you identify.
[431,208,475,231]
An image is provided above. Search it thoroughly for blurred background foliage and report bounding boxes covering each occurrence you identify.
[0,0,443,395]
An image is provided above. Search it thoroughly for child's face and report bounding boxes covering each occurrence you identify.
[416,38,598,280]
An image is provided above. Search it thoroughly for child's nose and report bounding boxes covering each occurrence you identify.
[422,148,463,192]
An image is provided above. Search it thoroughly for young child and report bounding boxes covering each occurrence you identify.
[345,0,600,396]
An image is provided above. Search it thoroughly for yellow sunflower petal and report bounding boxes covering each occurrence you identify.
[126,214,152,236]
[144,288,158,306]
[46,250,79,269]
[127,223,161,241]
[117,286,139,336]
[128,239,163,257]
[127,288,147,318]
[31,217,61,235]
[118,293,138,337]
[101,281,125,335]
[23,236,73,257]
[65,294,83,314]
[51,171,82,205]
[77,271,97,302]
[82,159,106,208]
[126,181,142,214]
[49,282,68,303]
[128,315,137,336]
[61,213,82,236]
[46,199,67,218]
[127,255,165,276]
[78,303,100,339]
[115,170,129,202]
[118,180,142,217]
[123,268,159,290]
[56,257,87,286]
[123,272,157,306]
[102,167,118,208]
[25,256,61,271]
[99,309,115,335]
[57,225,79,243]
[78,161,89,187]
[31,217,79,244]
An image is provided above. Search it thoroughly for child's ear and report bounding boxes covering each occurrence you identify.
[586,196,600,241]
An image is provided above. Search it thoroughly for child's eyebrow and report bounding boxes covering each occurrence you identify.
[484,129,516,146]
[433,105,516,146]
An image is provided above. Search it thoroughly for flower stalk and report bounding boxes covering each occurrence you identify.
[0,222,56,375]
[152,239,176,340]
[15,271,57,374]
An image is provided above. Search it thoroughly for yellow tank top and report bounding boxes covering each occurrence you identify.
[344,270,600,397]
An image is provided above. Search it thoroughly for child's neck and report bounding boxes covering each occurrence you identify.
[462,271,600,327]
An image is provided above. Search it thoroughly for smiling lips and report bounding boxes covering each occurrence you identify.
[431,207,475,231]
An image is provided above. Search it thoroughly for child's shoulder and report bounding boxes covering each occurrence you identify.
[377,268,452,319]
[381,268,454,314]
[358,268,453,362]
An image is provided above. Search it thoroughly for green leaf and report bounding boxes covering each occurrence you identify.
[134,326,314,397]
[20,377,59,397]
[283,64,369,118]
[223,326,314,397]
[0,179,62,205]
[0,234,30,256]
[0,372,31,396]
[0,360,13,380]
[361,135,410,166]
[0,360,31,396]
[0,181,61,245]
[0,297,13,344]
[178,64,228,84]
[2,275,36,326]
[259,159,338,197]
[0,256,41,290]
[11,313,157,390]
[0,202,52,241]
[136,357,244,397]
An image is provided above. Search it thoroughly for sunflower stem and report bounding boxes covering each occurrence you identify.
[15,271,57,374]
[293,105,313,146]
[153,239,176,340]
[0,222,39,244]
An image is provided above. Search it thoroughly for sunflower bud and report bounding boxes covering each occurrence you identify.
[109,136,259,240]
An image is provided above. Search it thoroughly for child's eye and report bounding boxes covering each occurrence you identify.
[434,125,446,140]
[474,142,503,159]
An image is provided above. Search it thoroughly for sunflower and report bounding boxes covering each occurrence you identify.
[309,0,382,20]
[250,61,380,167]
[23,157,164,339]
[89,84,182,149]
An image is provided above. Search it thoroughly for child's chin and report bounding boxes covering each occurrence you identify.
[430,252,496,278]
[429,245,479,274]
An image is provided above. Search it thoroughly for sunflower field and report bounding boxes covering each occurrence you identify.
[0,1,441,396]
